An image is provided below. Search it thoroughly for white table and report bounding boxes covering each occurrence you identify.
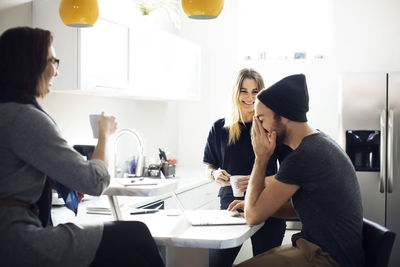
[87,177,263,266]
[52,199,263,267]
[120,210,264,267]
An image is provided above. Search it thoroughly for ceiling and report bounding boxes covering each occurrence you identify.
[0,0,31,10]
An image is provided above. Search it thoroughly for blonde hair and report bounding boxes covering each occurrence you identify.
[225,68,265,145]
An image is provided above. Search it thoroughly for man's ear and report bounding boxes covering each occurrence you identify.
[281,117,290,125]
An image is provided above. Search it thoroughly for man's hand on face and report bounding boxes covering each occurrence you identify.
[251,115,276,162]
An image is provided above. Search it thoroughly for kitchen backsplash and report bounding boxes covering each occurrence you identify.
[38,92,179,168]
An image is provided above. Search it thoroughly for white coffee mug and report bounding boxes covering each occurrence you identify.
[230,175,246,197]
[89,114,101,138]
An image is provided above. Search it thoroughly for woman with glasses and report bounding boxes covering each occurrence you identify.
[0,27,164,267]
[203,68,292,267]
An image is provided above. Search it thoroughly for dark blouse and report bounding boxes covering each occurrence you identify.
[203,118,292,197]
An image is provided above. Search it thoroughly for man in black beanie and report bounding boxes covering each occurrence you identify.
[228,74,364,267]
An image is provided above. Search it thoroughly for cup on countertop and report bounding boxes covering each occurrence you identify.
[89,114,101,138]
[230,175,246,197]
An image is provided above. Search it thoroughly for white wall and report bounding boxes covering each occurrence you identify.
[176,0,339,169]
[0,2,31,30]
[37,93,179,164]
[334,0,400,72]
[177,1,239,168]
[176,0,400,170]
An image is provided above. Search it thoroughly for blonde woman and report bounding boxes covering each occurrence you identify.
[203,68,292,267]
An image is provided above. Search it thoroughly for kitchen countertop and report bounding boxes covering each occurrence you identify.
[111,166,212,208]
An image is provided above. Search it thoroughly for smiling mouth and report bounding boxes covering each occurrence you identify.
[242,101,254,105]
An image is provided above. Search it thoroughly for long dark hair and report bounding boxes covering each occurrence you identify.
[0,27,52,105]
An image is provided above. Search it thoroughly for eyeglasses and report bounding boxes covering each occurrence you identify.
[49,57,60,70]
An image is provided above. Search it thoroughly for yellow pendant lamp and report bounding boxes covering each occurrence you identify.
[59,0,99,28]
[182,0,224,19]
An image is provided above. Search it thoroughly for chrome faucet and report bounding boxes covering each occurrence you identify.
[110,128,145,177]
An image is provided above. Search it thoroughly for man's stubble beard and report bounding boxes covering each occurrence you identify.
[274,120,286,146]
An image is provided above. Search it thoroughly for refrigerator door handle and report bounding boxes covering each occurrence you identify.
[387,109,394,193]
[379,110,386,193]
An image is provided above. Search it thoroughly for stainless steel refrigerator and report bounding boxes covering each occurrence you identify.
[340,72,400,266]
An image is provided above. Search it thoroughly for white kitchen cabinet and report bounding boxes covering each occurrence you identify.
[167,32,201,100]
[33,0,130,92]
[80,18,129,91]
[130,24,201,100]
[32,0,201,100]
[130,25,169,98]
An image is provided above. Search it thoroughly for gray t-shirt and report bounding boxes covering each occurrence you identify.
[276,132,364,267]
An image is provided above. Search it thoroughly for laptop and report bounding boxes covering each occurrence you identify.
[161,172,246,226]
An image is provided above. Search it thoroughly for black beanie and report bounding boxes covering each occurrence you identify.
[257,74,309,122]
